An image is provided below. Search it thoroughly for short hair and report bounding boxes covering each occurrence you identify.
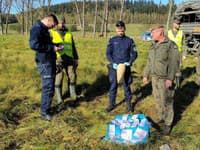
[150,24,164,32]
[116,21,126,28]
[46,14,58,25]
[173,19,181,24]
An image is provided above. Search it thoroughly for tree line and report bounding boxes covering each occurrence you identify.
[0,0,177,37]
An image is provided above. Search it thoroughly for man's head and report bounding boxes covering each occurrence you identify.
[115,21,126,36]
[42,14,58,29]
[150,24,165,42]
[56,16,66,29]
[173,19,181,30]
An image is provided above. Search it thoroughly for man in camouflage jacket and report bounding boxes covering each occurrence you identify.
[143,24,180,135]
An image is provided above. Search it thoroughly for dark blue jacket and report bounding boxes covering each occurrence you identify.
[29,20,56,63]
[106,35,137,65]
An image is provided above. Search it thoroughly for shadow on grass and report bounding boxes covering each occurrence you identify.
[181,66,196,79]
[0,98,26,126]
[132,82,152,102]
[51,73,110,114]
[173,81,199,126]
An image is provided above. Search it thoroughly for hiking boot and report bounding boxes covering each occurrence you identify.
[161,125,171,135]
[41,114,52,121]
[105,105,115,113]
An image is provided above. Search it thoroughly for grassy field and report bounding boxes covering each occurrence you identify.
[0,24,200,149]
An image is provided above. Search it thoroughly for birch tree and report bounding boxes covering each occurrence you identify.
[93,0,98,38]
[166,0,173,31]
[14,0,25,34]
[30,0,34,26]
[47,0,51,14]
[82,0,85,37]
[25,0,30,34]
[74,0,82,29]
[5,0,12,34]
[104,0,109,38]
[0,0,13,34]
[100,3,106,36]
[120,0,125,21]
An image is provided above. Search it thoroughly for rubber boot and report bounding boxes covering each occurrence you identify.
[69,84,77,99]
[55,87,63,104]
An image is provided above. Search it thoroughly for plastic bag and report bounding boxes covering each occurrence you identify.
[104,114,151,145]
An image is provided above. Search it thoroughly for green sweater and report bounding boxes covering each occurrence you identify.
[144,38,180,81]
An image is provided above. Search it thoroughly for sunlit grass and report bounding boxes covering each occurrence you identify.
[0,25,200,149]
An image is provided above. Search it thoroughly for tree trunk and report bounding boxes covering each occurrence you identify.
[74,0,82,29]
[5,0,12,34]
[93,0,98,38]
[30,0,34,26]
[47,0,51,14]
[25,0,30,34]
[120,0,125,21]
[100,3,106,35]
[166,0,172,31]
[82,0,85,37]
[104,0,109,38]
[21,0,25,34]
[0,0,4,34]
[42,0,45,17]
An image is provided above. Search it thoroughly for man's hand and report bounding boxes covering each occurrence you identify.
[165,80,172,88]
[182,55,186,61]
[112,63,118,70]
[54,45,64,52]
[124,62,130,66]
[143,77,148,85]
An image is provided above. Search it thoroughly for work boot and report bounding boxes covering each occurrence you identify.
[55,87,63,104]
[126,99,133,112]
[105,104,115,113]
[40,113,52,121]
[69,84,77,99]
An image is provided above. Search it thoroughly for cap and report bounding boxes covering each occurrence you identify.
[116,21,125,28]
[150,24,164,32]
[58,16,66,24]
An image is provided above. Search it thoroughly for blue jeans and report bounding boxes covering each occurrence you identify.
[108,64,132,106]
[36,61,56,115]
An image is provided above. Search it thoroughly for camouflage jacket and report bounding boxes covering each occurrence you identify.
[143,38,180,81]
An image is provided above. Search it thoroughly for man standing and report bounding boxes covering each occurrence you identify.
[168,19,184,87]
[143,24,180,135]
[106,21,137,113]
[50,16,79,103]
[29,14,61,121]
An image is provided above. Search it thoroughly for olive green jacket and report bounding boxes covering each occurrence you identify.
[143,38,180,81]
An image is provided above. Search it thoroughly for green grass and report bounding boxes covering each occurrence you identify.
[0,25,200,149]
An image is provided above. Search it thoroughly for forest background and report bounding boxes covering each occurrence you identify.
[0,0,178,36]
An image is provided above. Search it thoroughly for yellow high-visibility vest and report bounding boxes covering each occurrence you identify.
[168,29,183,52]
[50,29,73,57]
